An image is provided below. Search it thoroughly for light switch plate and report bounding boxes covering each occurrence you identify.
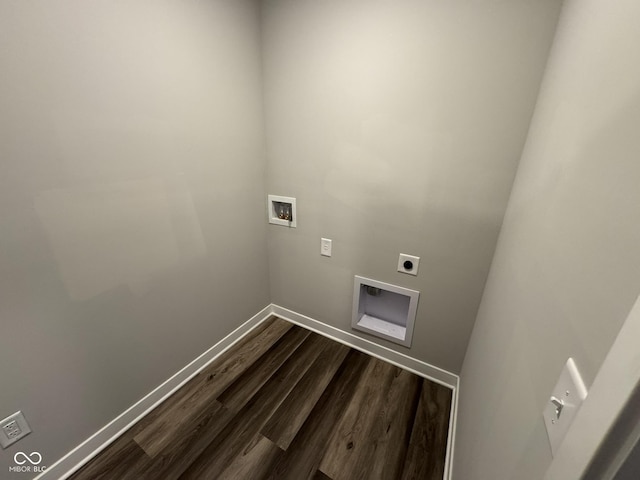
[543,358,588,456]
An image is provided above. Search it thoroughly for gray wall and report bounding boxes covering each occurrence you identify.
[261,0,562,373]
[454,0,640,477]
[0,0,269,474]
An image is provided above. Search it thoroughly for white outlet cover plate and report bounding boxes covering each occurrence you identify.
[543,358,588,456]
[320,238,332,257]
[397,254,420,276]
[0,411,32,449]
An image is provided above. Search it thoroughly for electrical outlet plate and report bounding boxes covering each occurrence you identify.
[397,254,420,276]
[0,411,32,449]
[543,358,588,456]
[321,238,332,257]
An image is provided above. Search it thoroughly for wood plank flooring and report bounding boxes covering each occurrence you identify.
[70,317,452,480]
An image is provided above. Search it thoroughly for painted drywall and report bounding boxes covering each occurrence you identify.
[0,0,269,475]
[454,0,640,477]
[261,0,562,373]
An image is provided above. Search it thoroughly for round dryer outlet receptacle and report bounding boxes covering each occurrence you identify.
[398,254,420,276]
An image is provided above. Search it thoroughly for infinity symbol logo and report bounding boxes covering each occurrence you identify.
[14,452,42,465]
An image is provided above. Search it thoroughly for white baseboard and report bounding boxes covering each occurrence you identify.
[35,304,273,480]
[269,304,459,480]
[270,304,459,389]
[37,303,459,480]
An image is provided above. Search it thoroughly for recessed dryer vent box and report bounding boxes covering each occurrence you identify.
[352,275,419,347]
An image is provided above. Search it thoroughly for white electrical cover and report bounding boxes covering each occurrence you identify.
[543,358,588,456]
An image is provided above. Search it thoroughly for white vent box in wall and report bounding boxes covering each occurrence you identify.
[352,276,419,347]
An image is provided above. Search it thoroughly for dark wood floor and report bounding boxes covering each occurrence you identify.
[70,317,452,480]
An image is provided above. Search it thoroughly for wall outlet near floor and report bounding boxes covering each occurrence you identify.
[543,358,588,456]
[0,411,32,448]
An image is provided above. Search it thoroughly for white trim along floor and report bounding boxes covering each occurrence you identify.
[36,304,459,480]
